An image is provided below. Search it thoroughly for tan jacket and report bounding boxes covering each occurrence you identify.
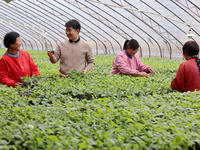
[50,38,94,77]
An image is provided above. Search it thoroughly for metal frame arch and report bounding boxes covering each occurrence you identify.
[12,0,72,50]
[77,0,139,54]
[37,0,113,54]
[0,1,51,50]
[16,0,64,43]
[139,0,187,58]
[177,0,200,19]
[82,0,151,57]
[0,2,42,47]
[0,23,34,51]
[20,0,104,54]
[188,0,200,17]
[16,0,69,50]
[0,13,40,50]
[53,0,118,54]
[38,0,107,54]
[38,0,105,54]
[155,0,197,41]
[108,0,163,58]
[121,0,184,55]
[63,0,123,52]
[154,0,189,38]
[0,22,35,50]
[11,0,67,51]
[18,0,65,39]
[1,0,199,58]
[89,0,162,58]
[170,0,200,38]
[77,0,128,54]
[62,0,122,53]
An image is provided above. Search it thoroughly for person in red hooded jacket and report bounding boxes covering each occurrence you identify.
[171,41,200,92]
[0,31,40,87]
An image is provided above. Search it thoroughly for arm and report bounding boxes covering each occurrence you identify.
[0,59,16,87]
[47,44,61,64]
[146,67,155,74]
[115,55,141,76]
[136,55,155,74]
[136,55,150,72]
[171,63,185,92]
[84,44,95,73]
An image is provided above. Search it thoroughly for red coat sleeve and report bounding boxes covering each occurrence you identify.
[171,63,185,92]
[0,59,16,87]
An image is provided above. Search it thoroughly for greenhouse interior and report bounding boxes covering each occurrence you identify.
[0,0,200,58]
[1,1,200,150]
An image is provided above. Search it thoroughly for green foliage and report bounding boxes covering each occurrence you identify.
[0,50,200,149]
[68,69,85,79]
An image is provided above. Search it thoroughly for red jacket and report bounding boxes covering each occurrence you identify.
[171,58,200,92]
[0,50,40,87]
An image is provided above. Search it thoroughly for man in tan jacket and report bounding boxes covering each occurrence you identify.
[47,19,95,77]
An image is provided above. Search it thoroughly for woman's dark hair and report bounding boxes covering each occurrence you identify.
[4,31,20,48]
[182,41,199,56]
[123,39,140,50]
[65,19,81,31]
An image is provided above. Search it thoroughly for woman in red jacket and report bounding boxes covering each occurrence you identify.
[171,41,200,92]
[0,32,40,87]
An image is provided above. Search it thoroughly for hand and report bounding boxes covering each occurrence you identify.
[15,82,22,87]
[138,72,148,78]
[47,50,54,58]
[83,69,88,74]
[148,68,155,75]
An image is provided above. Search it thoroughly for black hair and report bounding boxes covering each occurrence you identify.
[123,40,129,50]
[4,31,20,48]
[65,19,81,31]
[182,41,199,56]
[123,39,140,50]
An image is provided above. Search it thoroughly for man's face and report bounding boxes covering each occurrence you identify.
[65,27,79,41]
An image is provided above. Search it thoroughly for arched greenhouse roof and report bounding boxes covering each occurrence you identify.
[1,0,200,58]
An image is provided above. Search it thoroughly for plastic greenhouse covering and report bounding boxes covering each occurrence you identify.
[0,0,200,58]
